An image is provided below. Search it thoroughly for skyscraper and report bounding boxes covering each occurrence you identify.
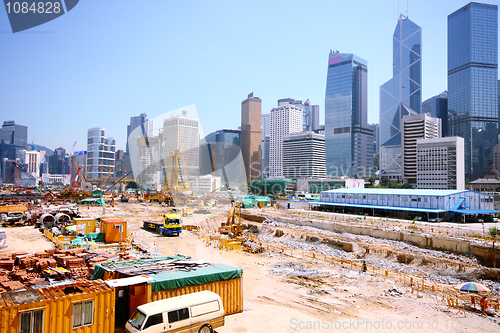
[199,129,242,184]
[241,93,262,184]
[401,113,441,185]
[161,110,199,176]
[379,14,422,182]
[0,120,28,181]
[417,137,465,190]
[0,121,27,147]
[126,113,148,154]
[422,91,448,137]
[261,113,270,179]
[325,52,374,179]
[277,98,320,132]
[86,128,116,180]
[269,105,303,178]
[283,132,326,179]
[448,2,498,181]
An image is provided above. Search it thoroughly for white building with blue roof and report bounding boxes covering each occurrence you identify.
[312,188,498,222]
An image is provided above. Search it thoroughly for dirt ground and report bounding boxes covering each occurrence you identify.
[2,201,499,332]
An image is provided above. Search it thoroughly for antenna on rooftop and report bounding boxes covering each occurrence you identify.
[398,0,409,19]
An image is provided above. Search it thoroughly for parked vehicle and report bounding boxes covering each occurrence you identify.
[125,291,224,333]
[143,213,182,236]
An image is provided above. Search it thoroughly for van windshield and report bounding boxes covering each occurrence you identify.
[128,310,146,330]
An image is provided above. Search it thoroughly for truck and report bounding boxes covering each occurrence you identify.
[143,213,182,236]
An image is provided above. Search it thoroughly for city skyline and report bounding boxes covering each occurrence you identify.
[1,0,495,153]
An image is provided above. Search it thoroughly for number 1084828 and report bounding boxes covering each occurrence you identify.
[5,2,61,14]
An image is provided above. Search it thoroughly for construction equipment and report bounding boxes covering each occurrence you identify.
[166,148,195,206]
[143,213,182,236]
[219,202,244,236]
[100,168,113,190]
[70,155,87,188]
[10,162,46,195]
[103,171,134,194]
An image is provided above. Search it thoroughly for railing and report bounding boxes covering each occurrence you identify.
[43,229,132,251]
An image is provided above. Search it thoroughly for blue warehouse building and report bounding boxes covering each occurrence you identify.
[311,188,498,222]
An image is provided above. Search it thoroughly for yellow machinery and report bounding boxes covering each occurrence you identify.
[219,202,244,236]
[143,213,182,236]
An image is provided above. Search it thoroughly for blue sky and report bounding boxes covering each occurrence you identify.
[0,0,498,152]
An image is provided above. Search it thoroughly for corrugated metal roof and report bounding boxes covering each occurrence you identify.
[105,276,154,288]
[451,209,500,214]
[309,202,448,213]
[0,280,111,308]
[320,188,469,196]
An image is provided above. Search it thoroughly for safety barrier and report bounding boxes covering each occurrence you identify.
[43,229,132,251]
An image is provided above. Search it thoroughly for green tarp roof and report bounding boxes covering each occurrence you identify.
[77,198,105,206]
[148,264,242,292]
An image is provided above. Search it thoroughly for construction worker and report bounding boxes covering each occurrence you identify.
[480,296,487,313]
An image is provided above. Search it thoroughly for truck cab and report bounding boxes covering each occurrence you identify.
[160,214,182,236]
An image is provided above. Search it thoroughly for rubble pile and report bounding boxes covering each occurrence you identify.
[0,248,138,293]
[263,219,479,266]
[259,218,500,294]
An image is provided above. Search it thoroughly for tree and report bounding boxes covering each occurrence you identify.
[367,176,377,187]
[380,177,390,187]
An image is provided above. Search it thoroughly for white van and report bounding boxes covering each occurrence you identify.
[125,291,224,333]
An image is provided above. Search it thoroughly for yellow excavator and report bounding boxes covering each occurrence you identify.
[218,202,244,236]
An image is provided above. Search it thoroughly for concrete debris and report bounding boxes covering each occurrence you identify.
[260,218,500,294]
[383,288,402,297]
[260,233,354,260]
[262,219,479,266]
[271,263,328,278]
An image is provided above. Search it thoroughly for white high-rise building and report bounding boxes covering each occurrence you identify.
[401,113,441,185]
[161,111,199,176]
[261,113,270,179]
[283,132,325,179]
[277,98,320,132]
[269,105,303,178]
[86,128,116,180]
[17,149,42,185]
[417,136,465,190]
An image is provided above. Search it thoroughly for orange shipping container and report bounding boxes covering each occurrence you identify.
[101,217,127,243]
[0,280,115,333]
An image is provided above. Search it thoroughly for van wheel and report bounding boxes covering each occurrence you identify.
[199,325,212,333]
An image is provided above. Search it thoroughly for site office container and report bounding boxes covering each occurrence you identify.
[0,280,115,333]
[0,204,28,214]
[147,277,243,316]
[125,291,224,333]
[101,217,127,243]
[100,263,243,327]
[73,217,98,233]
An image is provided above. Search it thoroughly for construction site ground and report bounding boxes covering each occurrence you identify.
[2,201,500,332]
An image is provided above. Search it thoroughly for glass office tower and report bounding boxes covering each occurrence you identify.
[379,14,422,181]
[325,52,374,178]
[448,2,498,181]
